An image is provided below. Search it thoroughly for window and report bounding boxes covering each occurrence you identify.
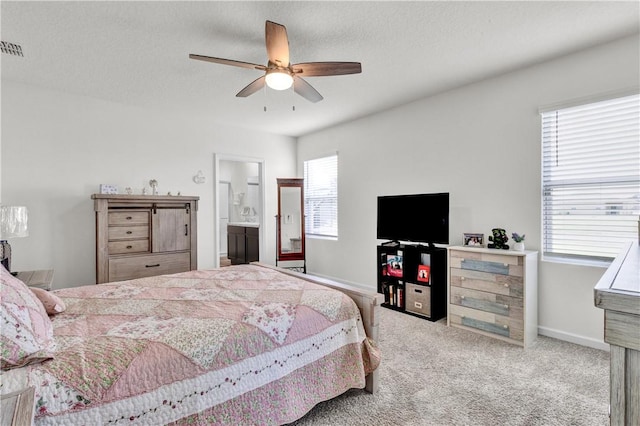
[541,93,639,263]
[304,154,338,238]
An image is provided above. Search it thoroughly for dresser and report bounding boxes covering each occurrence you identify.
[92,194,198,284]
[594,241,639,426]
[448,246,538,347]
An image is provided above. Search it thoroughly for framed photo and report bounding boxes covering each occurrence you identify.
[100,184,118,195]
[417,264,430,283]
[463,233,484,247]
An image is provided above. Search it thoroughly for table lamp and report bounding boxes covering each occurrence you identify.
[0,206,29,275]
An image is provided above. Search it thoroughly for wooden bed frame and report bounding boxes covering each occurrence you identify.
[253,262,383,393]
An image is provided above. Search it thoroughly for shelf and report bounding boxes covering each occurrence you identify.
[377,243,447,322]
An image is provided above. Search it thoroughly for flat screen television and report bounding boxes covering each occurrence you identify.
[377,192,449,244]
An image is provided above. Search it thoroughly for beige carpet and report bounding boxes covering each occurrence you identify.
[291,307,609,426]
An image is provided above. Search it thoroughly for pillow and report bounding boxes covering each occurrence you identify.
[30,287,66,315]
[1,265,56,370]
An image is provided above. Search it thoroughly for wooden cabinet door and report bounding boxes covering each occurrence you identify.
[152,208,190,253]
[246,227,259,262]
[227,226,244,265]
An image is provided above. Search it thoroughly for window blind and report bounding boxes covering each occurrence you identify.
[304,155,338,238]
[541,93,640,261]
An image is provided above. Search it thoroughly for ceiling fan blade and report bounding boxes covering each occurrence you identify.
[189,54,266,71]
[294,76,323,103]
[265,21,290,67]
[293,62,362,77]
[236,76,266,98]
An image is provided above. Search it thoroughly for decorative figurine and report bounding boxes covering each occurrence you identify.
[149,179,158,195]
[488,228,510,250]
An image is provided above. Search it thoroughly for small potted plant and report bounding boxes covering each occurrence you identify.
[511,233,525,251]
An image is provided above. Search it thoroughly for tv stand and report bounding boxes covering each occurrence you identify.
[376,242,447,321]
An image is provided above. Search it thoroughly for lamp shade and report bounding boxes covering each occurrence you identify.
[265,69,293,91]
[0,206,29,239]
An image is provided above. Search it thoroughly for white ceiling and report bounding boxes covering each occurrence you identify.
[1,1,638,137]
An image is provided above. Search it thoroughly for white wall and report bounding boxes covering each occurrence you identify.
[1,81,296,287]
[297,35,640,348]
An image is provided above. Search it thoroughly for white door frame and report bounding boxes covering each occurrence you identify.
[213,153,266,268]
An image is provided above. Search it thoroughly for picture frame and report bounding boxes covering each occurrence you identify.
[463,233,484,247]
[417,264,430,283]
[100,184,118,195]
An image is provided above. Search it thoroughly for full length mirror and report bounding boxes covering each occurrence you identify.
[276,178,305,268]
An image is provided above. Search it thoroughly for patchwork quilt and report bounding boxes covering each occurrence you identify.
[1,265,379,425]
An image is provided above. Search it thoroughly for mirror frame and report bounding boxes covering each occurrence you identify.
[276,178,305,262]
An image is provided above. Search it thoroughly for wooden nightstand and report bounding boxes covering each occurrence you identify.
[16,270,54,291]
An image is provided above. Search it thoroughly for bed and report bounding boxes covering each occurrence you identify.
[1,263,382,425]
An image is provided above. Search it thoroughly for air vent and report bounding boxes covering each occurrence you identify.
[1,41,24,57]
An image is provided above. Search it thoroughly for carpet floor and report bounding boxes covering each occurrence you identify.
[291,307,609,426]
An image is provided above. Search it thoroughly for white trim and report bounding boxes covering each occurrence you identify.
[538,87,639,114]
[538,326,609,352]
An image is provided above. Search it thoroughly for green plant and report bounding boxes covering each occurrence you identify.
[511,233,525,243]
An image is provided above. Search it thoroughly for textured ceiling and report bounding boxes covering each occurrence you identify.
[1,1,638,137]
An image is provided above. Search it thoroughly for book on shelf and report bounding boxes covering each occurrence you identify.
[386,253,403,278]
[397,286,404,308]
[417,264,431,283]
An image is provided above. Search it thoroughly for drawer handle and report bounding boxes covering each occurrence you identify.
[126,231,133,235]
[414,302,423,309]
[146,264,160,268]
[184,224,188,236]
[126,216,133,220]
[126,245,133,249]
[414,288,423,294]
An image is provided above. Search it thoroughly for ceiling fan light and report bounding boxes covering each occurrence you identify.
[265,70,293,90]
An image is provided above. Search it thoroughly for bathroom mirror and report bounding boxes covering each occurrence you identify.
[276,178,305,268]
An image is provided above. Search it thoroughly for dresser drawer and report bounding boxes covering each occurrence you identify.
[449,250,523,276]
[450,286,522,319]
[108,252,190,282]
[108,225,149,240]
[406,283,431,317]
[449,268,523,298]
[108,211,149,226]
[108,240,149,255]
[449,304,524,341]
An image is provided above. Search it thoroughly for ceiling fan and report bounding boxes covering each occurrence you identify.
[189,20,362,103]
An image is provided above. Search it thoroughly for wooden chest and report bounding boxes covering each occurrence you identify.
[447,246,538,347]
[92,194,199,284]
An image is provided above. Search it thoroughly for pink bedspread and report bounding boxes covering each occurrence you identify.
[1,265,379,425]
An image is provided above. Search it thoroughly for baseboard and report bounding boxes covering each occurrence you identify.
[538,326,609,351]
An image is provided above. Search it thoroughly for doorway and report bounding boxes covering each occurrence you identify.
[213,154,265,268]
